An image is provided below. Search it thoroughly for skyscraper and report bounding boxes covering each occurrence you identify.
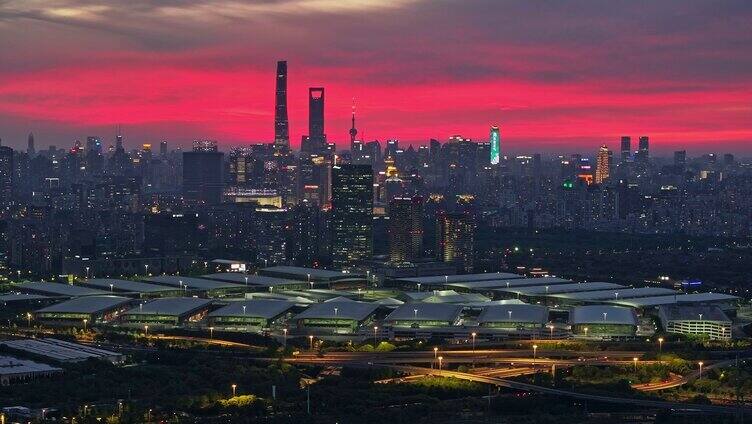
[620,136,631,163]
[638,136,649,161]
[489,125,500,165]
[674,150,687,171]
[595,145,610,184]
[331,164,373,268]
[302,87,326,154]
[27,133,35,157]
[0,145,13,207]
[437,211,474,273]
[183,140,224,204]
[388,196,423,263]
[274,60,289,152]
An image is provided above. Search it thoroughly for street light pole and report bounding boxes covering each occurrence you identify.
[633,357,638,372]
[438,356,443,371]
[533,344,538,366]
[698,361,704,379]
[231,384,237,397]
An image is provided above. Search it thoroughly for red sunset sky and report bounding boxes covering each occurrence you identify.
[0,0,751,154]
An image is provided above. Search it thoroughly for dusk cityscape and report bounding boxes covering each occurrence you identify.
[1,1,752,423]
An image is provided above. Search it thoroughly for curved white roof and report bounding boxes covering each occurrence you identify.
[570,305,637,325]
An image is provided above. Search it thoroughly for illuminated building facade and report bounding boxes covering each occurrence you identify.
[595,145,611,184]
[490,125,500,165]
[273,60,289,152]
[331,164,373,268]
[388,196,424,263]
[437,211,474,272]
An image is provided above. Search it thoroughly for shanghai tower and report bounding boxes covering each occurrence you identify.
[274,60,289,151]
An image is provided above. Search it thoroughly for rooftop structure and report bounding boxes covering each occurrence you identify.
[34,296,132,324]
[493,282,624,297]
[550,287,678,301]
[15,282,110,297]
[202,273,308,290]
[0,355,63,385]
[0,293,50,304]
[83,279,179,295]
[1,338,124,363]
[396,272,524,287]
[571,305,638,325]
[293,301,378,333]
[608,292,740,309]
[447,277,572,291]
[570,305,638,339]
[207,300,294,328]
[121,297,213,326]
[259,266,360,282]
[478,304,549,329]
[144,275,245,293]
[385,303,463,327]
[400,290,490,305]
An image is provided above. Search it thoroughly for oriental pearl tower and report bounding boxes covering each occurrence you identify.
[349,98,359,152]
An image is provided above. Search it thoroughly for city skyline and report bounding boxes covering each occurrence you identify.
[0,1,751,153]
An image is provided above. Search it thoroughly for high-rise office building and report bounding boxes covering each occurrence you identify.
[637,136,649,163]
[620,136,631,163]
[331,164,373,268]
[674,150,687,171]
[274,60,289,152]
[595,145,611,184]
[160,140,168,157]
[27,133,35,157]
[302,87,326,154]
[388,196,423,263]
[183,140,224,204]
[489,125,500,165]
[0,145,13,207]
[437,211,474,273]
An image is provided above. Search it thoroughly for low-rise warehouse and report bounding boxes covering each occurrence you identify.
[293,301,378,334]
[33,296,132,325]
[0,355,62,385]
[570,305,638,340]
[658,305,732,340]
[82,279,181,298]
[384,303,464,328]
[15,282,110,297]
[2,338,124,363]
[145,275,246,296]
[477,304,549,330]
[207,300,295,329]
[121,297,212,327]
